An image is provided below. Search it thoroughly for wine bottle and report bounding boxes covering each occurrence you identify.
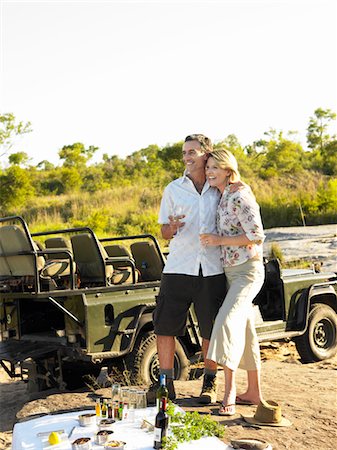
[156,374,168,412]
[107,402,113,419]
[153,397,169,449]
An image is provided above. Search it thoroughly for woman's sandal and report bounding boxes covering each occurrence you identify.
[235,395,255,406]
[218,403,236,416]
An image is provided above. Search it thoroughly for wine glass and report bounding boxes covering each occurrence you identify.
[199,223,210,255]
[120,386,130,403]
[171,205,184,235]
[136,389,147,409]
[111,383,121,403]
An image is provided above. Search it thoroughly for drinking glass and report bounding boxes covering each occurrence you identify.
[199,224,210,255]
[128,389,137,422]
[120,386,130,404]
[127,400,136,423]
[111,383,121,403]
[128,388,138,407]
[171,205,184,235]
[136,389,147,410]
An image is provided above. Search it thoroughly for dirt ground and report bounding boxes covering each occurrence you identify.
[0,342,336,450]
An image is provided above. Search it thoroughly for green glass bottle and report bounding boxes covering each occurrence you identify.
[153,397,169,449]
[156,374,168,412]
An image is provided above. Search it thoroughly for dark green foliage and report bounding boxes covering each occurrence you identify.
[8,151,30,166]
[163,403,226,450]
[0,166,34,213]
[58,142,98,168]
[306,107,336,152]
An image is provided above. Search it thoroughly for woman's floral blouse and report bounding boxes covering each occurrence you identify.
[217,184,265,267]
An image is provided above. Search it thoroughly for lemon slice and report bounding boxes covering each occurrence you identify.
[48,431,61,445]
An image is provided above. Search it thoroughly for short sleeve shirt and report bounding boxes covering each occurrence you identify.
[159,174,223,276]
[217,185,265,267]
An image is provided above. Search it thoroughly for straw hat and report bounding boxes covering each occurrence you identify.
[242,399,292,427]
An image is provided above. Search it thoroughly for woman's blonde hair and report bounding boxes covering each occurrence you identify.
[209,148,241,183]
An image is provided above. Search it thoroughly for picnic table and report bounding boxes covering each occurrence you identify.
[12,407,231,450]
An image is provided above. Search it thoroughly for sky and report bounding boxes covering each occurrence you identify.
[1,0,337,166]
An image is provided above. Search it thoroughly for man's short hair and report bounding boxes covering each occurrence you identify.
[184,134,213,153]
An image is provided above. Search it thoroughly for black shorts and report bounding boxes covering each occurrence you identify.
[153,271,227,340]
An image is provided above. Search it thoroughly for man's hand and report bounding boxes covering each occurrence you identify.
[199,233,221,246]
[168,214,185,234]
[161,215,185,239]
[229,180,251,193]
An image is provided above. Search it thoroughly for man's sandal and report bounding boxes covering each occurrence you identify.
[218,403,236,416]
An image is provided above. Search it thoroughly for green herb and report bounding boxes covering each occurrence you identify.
[162,403,226,450]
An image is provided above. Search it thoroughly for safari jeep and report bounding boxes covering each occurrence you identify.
[0,216,336,392]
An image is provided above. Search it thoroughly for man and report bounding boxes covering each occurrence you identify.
[153,134,226,404]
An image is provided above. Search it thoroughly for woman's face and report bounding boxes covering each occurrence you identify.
[205,156,231,193]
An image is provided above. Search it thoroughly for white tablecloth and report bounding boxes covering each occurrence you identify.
[12,408,231,450]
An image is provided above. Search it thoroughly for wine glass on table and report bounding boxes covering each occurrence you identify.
[111,383,121,403]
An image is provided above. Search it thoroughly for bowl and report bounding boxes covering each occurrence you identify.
[95,430,114,445]
[78,413,96,427]
[103,441,126,450]
[98,418,116,431]
[72,437,92,450]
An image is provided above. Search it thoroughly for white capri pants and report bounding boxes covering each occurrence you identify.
[207,257,265,371]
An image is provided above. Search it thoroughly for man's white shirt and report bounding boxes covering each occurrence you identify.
[158,174,223,276]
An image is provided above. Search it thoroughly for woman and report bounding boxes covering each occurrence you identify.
[200,148,265,416]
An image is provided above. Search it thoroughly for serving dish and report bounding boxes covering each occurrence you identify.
[98,418,116,431]
[78,413,96,427]
[104,441,126,449]
[71,436,92,450]
[95,430,114,445]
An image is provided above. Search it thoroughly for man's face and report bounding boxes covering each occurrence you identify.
[182,140,208,175]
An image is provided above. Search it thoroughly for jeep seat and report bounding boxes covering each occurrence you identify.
[45,237,72,259]
[130,241,165,281]
[0,225,45,276]
[104,244,138,284]
[104,244,132,265]
[71,233,115,287]
[0,225,71,291]
[44,237,76,277]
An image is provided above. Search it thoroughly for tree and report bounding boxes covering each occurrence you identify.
[259,130,305,178]
[159,142,185,179]
[82,166,110,192]
[321,139,337,175]
[8,151,30,166]
[0,113,32,161]
[60,167,82,192]
[306,108,336,152]
[58,142,98,168]
[36,160,55,171]
[306,108,337,175]
[215,134,254,178]
[101,154,128,185]
[0,165,34,212]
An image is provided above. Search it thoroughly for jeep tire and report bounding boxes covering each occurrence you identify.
[295,304,337,362]
[125,331,190,385]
